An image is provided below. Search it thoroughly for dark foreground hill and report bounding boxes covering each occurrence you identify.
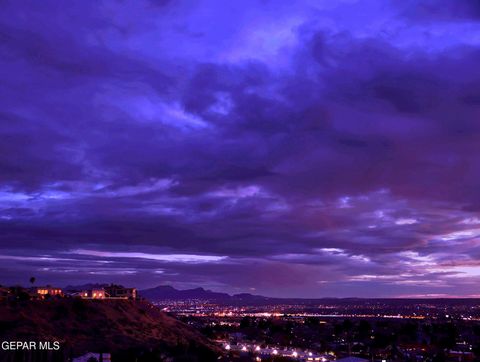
[0,298,220,362]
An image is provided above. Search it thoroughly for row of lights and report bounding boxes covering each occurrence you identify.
[38,289,61,295]
[225,344,324,359]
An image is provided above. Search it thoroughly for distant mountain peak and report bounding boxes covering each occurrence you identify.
[151,285,176,290]
[140,285,233,302]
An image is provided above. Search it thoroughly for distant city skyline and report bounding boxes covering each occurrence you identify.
[1,0,480,298]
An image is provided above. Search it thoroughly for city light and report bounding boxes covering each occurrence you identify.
[150,297,479,361]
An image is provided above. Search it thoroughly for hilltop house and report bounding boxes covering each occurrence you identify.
[104,284,137,299]
[0,284,136,301]
[79,288,106,299]
[36,286,63,298]
[76,284,137,300]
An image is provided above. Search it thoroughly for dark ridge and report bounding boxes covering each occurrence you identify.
[0,298,220,361]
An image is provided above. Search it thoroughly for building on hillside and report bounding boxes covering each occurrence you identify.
[447,349,474,361]
[336,358,368,362]
[36,286,63,297]
[70,284,137,300]
[80,288,106,299]
[72,352,111,362]
[104,284,137,299]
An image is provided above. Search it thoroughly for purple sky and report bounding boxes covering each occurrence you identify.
[1,0,480,297]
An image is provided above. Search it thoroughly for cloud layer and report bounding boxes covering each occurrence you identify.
[1,0,480,297]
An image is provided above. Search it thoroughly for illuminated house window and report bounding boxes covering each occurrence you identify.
[37,287,62,296]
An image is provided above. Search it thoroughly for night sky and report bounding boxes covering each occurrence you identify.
[1,1,480,298]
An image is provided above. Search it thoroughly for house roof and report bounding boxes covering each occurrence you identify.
[336,357,369,362]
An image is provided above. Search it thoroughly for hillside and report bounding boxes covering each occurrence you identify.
[0,298,220,361]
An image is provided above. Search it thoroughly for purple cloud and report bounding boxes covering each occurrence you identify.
[1,0,480,297]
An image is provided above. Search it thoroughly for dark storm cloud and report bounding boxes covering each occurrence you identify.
[397,0,480,21]
[1,0,480,296]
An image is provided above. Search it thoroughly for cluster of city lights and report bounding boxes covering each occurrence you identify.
[223,343,329,361]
